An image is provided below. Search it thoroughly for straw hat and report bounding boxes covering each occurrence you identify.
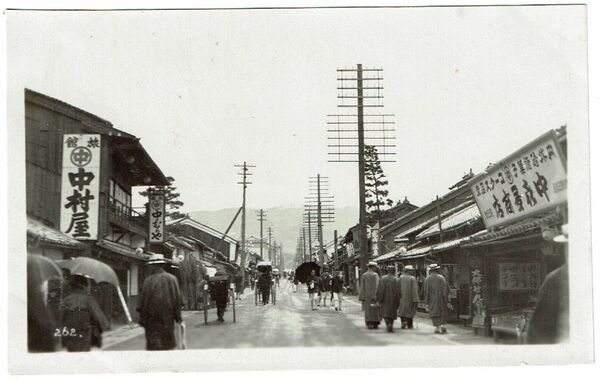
[368,261,378,267]
[148,253,166,265]
[429,263,441,270]
[404,265,415,271]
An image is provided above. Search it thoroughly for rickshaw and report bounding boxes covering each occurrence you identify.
[202,273,236,324]
[254,262,276,305]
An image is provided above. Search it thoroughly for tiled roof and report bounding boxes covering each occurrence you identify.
[97,239,150,261]
[27,218,85,250]
[463,213,560,245]
[394,201,475,239]
[417,203,481,239]
[397,233,478,260]
[372,251,398,262]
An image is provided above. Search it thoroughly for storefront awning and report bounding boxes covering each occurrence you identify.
[397,233,477,260]
[417,203,481,239]
[27,217,85,250]
[462,213,560,247]
[372,251,398,263]
[96,239,150,262]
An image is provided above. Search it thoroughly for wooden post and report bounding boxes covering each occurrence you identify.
[357,63,368,279]
[317,174,324,265]
[334,230,339,271]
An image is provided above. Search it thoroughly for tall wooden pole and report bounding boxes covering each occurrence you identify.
[302,227,307,263]
[357,63,368,279]
[317,174,325,265]
[241,162,247,279]
[334,229,339,271]
[235,161,254,288]
[308,211,313,261]
[268,226,273,261]
[257,209,266,259]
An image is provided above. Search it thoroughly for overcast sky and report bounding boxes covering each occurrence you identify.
[7,5,587,214]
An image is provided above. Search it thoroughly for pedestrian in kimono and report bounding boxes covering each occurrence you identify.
[61,274,109,352]
[234,268,244,301]
[306,270,320,310]
[423,263,451,334]
[138,254,184,350]
[319,271,332,307]
[358,262,381,329]
[376,266,402,332]
[398,265,420,329]
[331,270,345,312]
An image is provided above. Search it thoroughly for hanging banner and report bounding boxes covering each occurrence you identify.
[148,192,165,243]
[470,130,567,229]
[60,134,101,240]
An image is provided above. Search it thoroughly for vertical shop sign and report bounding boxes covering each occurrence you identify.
[470,130,567,229]
[148,192,165,243]
[60,134,101,240]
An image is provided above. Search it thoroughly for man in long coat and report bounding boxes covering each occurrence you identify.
[398,265,420,329]
[527,224,569,344]
[138,254,183,350]
[358,262,381,329]
[423,263,451,334]
[61,274,109,352]
[376,266,401,332]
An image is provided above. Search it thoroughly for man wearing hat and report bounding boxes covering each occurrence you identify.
[398,265,420,329]
[376,266,402,332]
[61,274,109,352]
[138,253,183,350]
[423,263,451,334]
[358,262,381,329]
[527,224,569,343]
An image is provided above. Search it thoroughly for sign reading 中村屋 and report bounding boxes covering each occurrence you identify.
[470,130,567,229]
[60,134,101,240]
[148,192,165,243]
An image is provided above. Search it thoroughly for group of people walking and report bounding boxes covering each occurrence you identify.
[359,261,451,334]
[305,270,346,312]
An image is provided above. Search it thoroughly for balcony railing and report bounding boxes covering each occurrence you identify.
[107,197,147,233]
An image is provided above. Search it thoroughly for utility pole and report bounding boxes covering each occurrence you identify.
[327,64,395,280]
[302,227,307,263]
[235,161,255,287]
[317,174,323,265]
[307,211,313,261]
[334,229,339,271]
[256,209,267,259]
[267,226,274,261]
[304,175,335,266]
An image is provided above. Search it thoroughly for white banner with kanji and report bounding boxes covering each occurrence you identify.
[148,193,165,243]
[470,130,567,229]
[60,134,101,240]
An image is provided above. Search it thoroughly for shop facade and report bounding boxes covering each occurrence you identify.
[25,89,170,326]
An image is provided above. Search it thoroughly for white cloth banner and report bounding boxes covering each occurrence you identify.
[60,134,101,240]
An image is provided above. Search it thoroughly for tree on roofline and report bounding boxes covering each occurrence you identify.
[139,176,186,221]
[364,145,394,224]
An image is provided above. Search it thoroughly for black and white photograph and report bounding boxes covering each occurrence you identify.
[3,0,596,374]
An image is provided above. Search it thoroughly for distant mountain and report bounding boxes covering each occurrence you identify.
[188,206,358,268]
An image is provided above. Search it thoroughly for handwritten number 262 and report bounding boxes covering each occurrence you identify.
[54,327,78,337]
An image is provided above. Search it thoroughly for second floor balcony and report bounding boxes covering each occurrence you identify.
[107,196,147,236]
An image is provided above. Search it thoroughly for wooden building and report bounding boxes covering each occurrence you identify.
[25,89,170,324]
